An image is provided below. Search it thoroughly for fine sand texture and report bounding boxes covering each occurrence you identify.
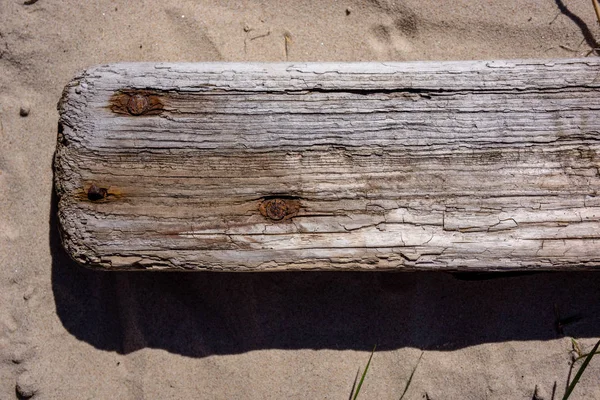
[2,0,600,399]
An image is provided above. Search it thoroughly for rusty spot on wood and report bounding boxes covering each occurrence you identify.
[265,198,288,220]
[127,94,149,115]
[110,90,164,116]
[87,184,108,201]
[259,197,300,221]
[83,184,122,202]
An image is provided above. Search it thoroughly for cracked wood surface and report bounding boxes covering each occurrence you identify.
[54,59,600,271]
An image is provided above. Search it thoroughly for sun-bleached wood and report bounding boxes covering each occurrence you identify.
[55,60,600,271]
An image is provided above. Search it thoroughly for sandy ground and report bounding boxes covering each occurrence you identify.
[2,0,600,399]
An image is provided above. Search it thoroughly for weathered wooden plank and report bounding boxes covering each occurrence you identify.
[54,59,600,271]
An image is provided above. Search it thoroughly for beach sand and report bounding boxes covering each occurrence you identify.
[2,0,600,398]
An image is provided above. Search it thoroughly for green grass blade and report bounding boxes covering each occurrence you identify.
[399,351,424,400]
[571,338,582,357]
[352,345,377,400]
[562,339,600,400]
[574,351,600,362]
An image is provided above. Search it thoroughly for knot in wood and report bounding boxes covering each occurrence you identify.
[87,184,108,201]
[126,94,149,115]
[264,198,288,220]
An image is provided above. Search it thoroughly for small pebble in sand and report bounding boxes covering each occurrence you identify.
[16,372,38,399]
[19,105,30,117]
[345,8,351,16]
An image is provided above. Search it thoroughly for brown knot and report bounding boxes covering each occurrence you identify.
[126,94,150,115]
[110,91,164,116]
[87,184,108,201]
[264,199,288,220]
[259,198,300,221]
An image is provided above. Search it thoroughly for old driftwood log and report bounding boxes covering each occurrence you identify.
[55,60,600,271]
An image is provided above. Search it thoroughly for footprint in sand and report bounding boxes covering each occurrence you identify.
[366,0,420,60]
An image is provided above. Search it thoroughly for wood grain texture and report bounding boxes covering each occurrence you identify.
[55,59,600,271]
